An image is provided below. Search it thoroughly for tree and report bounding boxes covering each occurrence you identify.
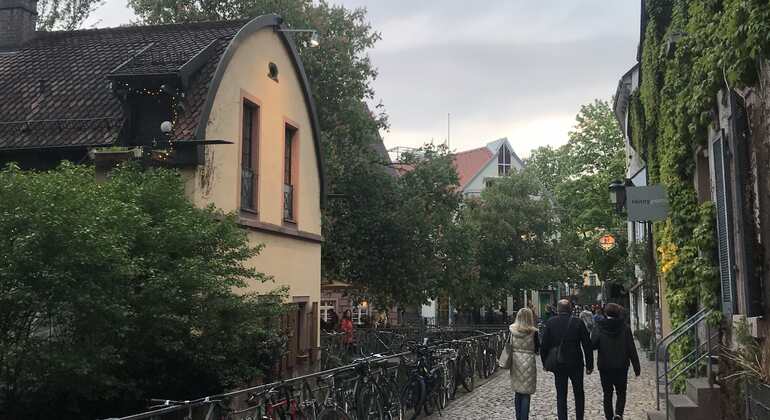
[526,99,627,287]
[460,170,563,307]
[0,163,286,420]
[37,0,103,31]
[324,144,463,308]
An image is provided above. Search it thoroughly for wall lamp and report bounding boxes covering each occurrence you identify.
[609,179,632,215]
[276,28,320,47]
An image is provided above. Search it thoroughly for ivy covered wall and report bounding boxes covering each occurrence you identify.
[631,0,770,346]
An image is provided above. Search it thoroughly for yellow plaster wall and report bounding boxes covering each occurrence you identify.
[186,27,321,306]
[240,230,321,299]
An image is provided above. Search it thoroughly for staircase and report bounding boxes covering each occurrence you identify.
[647,377,721,420]
[646,308,721,420]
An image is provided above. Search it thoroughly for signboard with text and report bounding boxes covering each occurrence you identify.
[627,185,669,221]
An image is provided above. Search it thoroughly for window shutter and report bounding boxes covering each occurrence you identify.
[713,131,736,316]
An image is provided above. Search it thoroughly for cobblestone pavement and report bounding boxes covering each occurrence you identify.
[426,346,656,419]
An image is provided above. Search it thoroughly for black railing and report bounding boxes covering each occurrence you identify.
[283,183,294,221]
[241,169,255,210]
[104,328,509,420]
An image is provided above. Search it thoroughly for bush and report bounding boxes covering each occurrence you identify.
[0,163,286,420]
[634,328,653,349]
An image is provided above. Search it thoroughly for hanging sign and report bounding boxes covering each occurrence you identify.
[627,185,669,221]
[599,234,616,251]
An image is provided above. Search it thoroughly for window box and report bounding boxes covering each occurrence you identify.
[91,147,143,178]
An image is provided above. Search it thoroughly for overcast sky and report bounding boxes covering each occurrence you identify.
[85,1,640,157]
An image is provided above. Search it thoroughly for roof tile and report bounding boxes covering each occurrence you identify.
[0,21,245,150]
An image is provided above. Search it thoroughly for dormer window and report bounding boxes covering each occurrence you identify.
[498,146,511,176]
[128,88,173,146]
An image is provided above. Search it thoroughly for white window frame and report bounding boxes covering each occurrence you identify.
[320,299,336,322]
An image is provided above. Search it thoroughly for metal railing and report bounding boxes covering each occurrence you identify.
[103,328,508,420]
[655,308,719,419]
[319,324,511,371]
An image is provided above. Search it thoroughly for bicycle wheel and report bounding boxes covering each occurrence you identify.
[460,356,475,392]
[399,378,425,420]
[435,367,447,410]
[317,407,351,420]
[355,380,385,420]
[378,374,403,420]
[445,359,457,401]
[486,347,497,377]
[422,384,439,416]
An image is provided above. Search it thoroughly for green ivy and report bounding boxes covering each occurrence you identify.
[632,0,770,389]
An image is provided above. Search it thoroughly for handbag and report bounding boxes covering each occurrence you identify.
[544,317,572,372]
[498,338,512,369]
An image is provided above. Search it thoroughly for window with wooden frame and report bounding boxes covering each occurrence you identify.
[283,124,298,223]
[241,101,259,212]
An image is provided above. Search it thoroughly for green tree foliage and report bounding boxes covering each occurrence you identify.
[37,0,103,31]
[325,144,463,307]
[0,163,286,420]
[456,170,564,306]
[526,99,628,285]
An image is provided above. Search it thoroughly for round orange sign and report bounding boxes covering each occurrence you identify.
[599,234,616,251]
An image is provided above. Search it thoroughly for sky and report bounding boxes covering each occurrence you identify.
[85,1,640,158]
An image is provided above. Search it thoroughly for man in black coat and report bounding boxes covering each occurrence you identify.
[591,303,641,420]
[541,299,594,420]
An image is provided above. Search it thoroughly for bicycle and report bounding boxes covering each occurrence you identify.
[451,339,476,394]
[399,344,446,420]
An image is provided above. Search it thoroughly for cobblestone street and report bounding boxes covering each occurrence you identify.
[426,345,656,420]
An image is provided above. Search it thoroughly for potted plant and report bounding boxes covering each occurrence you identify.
[90,146,143,179]
[721,317,770,418]
[634,328,652,350]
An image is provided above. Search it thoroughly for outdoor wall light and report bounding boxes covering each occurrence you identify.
[160,121,173,134]
[609,179,628,214]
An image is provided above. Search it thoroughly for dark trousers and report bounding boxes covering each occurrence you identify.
[600,368,629,420]
[514,392,530,420]
[554,366,585,420]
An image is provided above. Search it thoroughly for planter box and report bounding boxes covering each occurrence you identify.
[92,148,142,179]
[747,382,770,420]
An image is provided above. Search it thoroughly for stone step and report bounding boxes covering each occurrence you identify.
[647,410,666,420]
[667,394,698,420]
[685,376,721,413]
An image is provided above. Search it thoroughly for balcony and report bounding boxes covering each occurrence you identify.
[283,184,294,222]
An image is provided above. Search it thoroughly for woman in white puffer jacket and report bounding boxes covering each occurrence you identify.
[507,307,540,420]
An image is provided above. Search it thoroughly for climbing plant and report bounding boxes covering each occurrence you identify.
[630,0,770,388]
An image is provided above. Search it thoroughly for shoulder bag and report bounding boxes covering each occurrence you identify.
[498,333,512,369]
[544,316,572,372]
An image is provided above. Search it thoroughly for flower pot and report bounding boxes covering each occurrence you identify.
[747,382,770,419]
[91,148,142,180]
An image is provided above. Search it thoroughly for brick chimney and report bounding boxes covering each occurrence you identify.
[0,0,36,51]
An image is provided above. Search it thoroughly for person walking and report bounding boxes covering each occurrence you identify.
[594,306,606,323]
[541,299,594,420]
[579,309,595,336]
[591,303,641,420]
[506,307,540,420]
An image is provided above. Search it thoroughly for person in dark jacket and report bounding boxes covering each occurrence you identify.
[540,299,594,420]
[591,303,641,420]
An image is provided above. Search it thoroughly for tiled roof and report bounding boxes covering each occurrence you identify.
[0,21,245,150]
[452,146,493,189]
